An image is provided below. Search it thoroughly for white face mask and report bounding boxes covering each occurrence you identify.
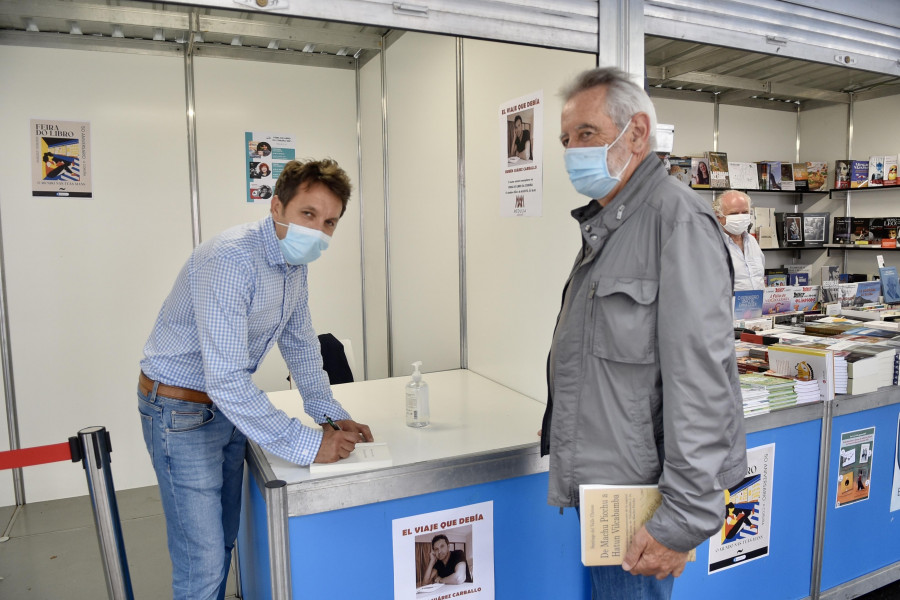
[723,213,753,235]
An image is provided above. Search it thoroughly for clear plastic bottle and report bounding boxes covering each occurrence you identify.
[405,361,430,428]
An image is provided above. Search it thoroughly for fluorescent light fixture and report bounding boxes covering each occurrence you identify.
[153,29,165,41]
[336,47,348,56]
[112,26,124,38]
[25,19,39,32]
[69,22,83,35]
[231,36,242,46]
[302,43,315,53]
[267,40,279,49]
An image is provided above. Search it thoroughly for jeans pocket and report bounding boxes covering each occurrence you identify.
[169,406,215,433]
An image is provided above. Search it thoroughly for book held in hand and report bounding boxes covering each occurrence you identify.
[579,484,695,566]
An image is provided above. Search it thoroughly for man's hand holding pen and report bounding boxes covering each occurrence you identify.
[313,416,374,463]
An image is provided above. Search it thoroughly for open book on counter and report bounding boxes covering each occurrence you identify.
[309,442,393,475]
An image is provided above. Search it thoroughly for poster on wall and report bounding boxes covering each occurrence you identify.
[708,443,775,574]
[244,131,295,204]
[392,501,494,600]
[30,119,92,198]
[891,414,900,512]
[499,91,543,217]
[836,426,876,508]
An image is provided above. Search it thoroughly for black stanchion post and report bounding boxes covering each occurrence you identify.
[77,426,134,600]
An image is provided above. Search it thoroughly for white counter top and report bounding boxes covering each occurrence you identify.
[260,369,547,486]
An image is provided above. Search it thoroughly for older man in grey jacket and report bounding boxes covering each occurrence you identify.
[540,66,747,599]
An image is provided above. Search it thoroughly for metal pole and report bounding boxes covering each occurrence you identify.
[380,35,394,377]
[77,426,134,600]
[0,198,24,505]
[265,479,292,600]
[184,10,202,248]
[456,37,468,370]
[809,400,834,600]
[355,58,369,381]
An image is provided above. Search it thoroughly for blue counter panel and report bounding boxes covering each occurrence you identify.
[240,471,589,600]
[821,402,900,592]
[238,474,274,600]
[672,421,821,600]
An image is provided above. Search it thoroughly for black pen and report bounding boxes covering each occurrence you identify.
[324,415,341,431]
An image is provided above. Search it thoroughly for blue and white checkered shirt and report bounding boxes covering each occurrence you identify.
[140,215,350,465]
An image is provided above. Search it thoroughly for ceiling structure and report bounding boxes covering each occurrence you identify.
[1,0,898,110]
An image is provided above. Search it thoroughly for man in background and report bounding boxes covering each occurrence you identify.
[138,158,372,600]
[541,66,746,599]
[714,190,765,290]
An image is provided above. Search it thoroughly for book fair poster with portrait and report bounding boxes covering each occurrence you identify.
[892,414,900,513]
[391,501,494,600]
[836,426,875,508]
[30,119,92,198]
[708,443,774,574]
[244,131,295,204]
[499,91,543,217]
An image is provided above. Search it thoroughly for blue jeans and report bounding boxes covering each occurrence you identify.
[589,566,674,600]
[138,384,247,600]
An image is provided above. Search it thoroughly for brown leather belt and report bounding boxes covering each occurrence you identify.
[139,372,212,405]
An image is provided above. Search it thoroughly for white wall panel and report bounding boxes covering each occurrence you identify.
[463,38,593,400]
[193,57,363,393]
[360,57,389,381]
[652,97,714,156]
[0,46,191,502]
[385,33,460,377]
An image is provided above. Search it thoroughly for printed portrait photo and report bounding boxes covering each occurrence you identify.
[414,525,474,592]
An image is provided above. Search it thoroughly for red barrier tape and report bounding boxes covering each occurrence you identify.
[0,442,73,470]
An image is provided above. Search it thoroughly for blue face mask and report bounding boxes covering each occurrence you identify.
[274,221,331,265]
[564,121,633,200]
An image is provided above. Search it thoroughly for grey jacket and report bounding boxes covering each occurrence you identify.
[541,154,747,552]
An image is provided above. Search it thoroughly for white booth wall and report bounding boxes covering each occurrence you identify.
[0,46,192,503]
[383,32,461,378]
[0,46,366,503]
[463,39,593,400]
[191,56,363,393]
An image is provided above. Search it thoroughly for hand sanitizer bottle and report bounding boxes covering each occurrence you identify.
[405,361,430,428]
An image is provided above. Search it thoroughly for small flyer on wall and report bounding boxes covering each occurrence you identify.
[891,415,900,512]
[708,443,775,574]
[836,426,876,508]
[30,119,92,197]
[392,501,494,600]
[499,91,543,217]
[244,131,295,204]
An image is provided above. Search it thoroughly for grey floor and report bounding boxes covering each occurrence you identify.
[1,486,899,600]
[0,486,236,599]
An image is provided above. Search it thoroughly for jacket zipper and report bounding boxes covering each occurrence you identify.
[588,281,597,317]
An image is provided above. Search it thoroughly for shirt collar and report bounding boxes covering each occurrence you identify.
[262,215,288,267]
[570,153,663,229]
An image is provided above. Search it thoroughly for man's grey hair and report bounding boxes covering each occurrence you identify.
[712,190,753,217]
[561,66,658,150]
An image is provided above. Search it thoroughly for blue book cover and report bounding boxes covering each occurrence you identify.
[855,281,882,304]
[879,266,900,304]
[734,290,764,320]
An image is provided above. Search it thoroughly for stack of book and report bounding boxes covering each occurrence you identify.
[756,374,800,411]
[765,344,836,402]
[738,382,770,417]
[793,379,821,404]
[739,373,798,414]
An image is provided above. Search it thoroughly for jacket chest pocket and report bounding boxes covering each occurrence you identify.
[590,277,659,364]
